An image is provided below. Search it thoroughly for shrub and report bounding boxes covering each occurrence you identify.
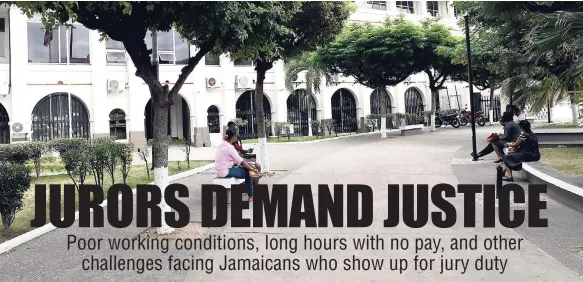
[26,142,49,177]
[264,119,272,136]
[0,163,31,230]
[386,113,395,129]
[366,114,380,132]
[177,137,192,168]
[119,142,133,184]
[321,119,335,136]
[310,120,321,137]
[273,122,287,141]
[87,137,115,187]
[0,143,31,165]
[137,144,151,180]
[51,138,90,191]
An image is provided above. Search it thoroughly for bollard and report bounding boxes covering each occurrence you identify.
[496,165,504,199]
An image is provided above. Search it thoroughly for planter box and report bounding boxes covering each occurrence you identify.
[399,124,424,136]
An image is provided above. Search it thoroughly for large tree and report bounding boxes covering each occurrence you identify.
[418,18,466,130]
[232,1,354,170]
[455,1,583,123]
[12,1,290,233]
[317,17,426,138]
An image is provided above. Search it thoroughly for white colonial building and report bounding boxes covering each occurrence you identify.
[0,1,569,149]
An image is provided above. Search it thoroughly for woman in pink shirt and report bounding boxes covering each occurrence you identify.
[215,128,259,201]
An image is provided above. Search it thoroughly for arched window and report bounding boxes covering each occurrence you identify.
[331,89,357,133]
[235,91,272,139]
[207,105,220,133]
[404,88,425,124]
[109,109,127,140]
[0,103,9,144]
[31,93,90,141]
[286,89,317,136]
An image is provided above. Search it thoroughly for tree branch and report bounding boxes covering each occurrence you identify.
[168,44,213,100]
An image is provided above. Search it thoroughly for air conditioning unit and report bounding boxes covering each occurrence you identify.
[107,79,125,94]
[206,77,220,88]
[235,75,256,90]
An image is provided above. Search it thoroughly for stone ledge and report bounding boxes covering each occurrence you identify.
[521,162,583,213]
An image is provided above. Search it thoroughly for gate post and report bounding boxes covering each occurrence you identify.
[308,118,312,136]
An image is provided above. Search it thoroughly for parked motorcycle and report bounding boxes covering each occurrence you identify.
[435,112,461,128]
[458,107,486,127]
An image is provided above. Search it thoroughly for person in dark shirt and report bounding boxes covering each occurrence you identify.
[501,120,541,181]
[472,112,521,162]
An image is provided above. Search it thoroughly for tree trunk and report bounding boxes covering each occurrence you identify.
[151,86,173,235]
[569,93,579,125]
[379,86,387,139]
[430,88,439,132]
[255,61,273,172]
[489,88,495,125]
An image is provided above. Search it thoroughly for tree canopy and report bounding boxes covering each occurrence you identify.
[317,17,426,89]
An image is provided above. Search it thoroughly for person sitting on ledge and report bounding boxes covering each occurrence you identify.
[215,128,259,202]
[472,111,521,163]
[501,120,540,182]
[225,121,262,182]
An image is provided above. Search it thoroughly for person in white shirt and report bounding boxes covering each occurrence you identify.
[513,106,526,123]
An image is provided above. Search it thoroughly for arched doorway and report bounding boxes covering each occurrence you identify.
[404,87,425,124]
[0,103,9,144]
[287,89,317,136]
[144,94,190,141]
[235,91,272,139]
[109,109,127,140]
[370,89,392,128]
[31,93,90,141]
[207,105,220,133]
[331,88,357,133]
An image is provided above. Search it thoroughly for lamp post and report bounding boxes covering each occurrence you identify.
[464,14,478,161]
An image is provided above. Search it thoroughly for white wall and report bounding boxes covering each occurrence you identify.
[0,2,524,146]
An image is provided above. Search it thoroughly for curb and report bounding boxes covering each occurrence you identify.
[245,130,401,145]
[522,163,583,197]
[0,162,215,255]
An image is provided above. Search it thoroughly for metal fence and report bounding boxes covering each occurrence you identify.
[287,89,317,136]
[478,95,501,122]
[331,89,357,133]
[31,93,90,142]
[404,88,425,124]
[235,91,272,139]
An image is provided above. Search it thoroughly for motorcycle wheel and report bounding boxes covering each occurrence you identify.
[477,117,486,126]
[459,117,468,126]
[435,119,442,128]
[451,118,461,128]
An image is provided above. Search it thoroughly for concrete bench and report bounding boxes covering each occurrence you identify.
[213,177,245,203]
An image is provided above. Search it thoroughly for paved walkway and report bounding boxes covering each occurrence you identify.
[1,126,582,281]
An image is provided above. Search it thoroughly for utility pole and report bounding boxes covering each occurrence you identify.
[464,14,478,161]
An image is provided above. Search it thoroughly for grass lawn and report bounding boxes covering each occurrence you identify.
[0,160,212,243]
[537,122,582,129]
[540,147,583,179]
[241,135,334,144]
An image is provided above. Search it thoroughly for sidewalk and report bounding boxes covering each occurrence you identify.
[0,129,582,281]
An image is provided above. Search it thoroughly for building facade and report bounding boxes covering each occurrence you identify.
[0,1,505,148]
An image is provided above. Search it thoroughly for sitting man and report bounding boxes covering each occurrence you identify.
[215,128,259,201]
[225,121,262,183]
[472,111,520,163]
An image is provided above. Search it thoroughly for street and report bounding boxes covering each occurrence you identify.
[1,126,582,281]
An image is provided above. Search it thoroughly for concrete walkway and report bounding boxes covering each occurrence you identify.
[1,126,582,281]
